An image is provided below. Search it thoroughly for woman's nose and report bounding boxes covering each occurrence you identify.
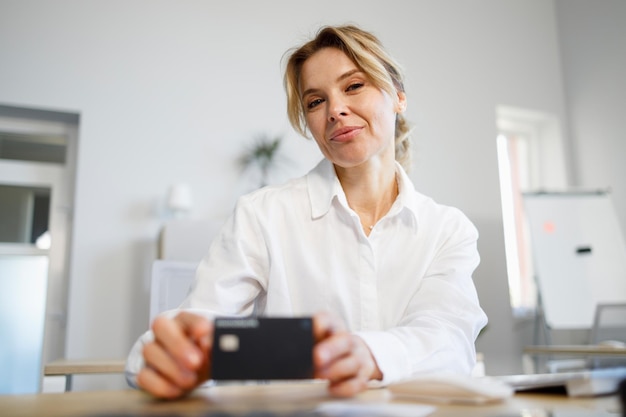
[327,97,348,122]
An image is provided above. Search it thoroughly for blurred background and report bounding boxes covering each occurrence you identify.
[0,0,624,391]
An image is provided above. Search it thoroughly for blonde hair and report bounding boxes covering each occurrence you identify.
[284,25,412,171]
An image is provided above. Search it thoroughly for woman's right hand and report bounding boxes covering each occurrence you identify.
[137,311,213,399]
[312,311,382,397]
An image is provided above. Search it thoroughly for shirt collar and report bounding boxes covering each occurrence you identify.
[393,161,420,230]
[307,158,343,219]
[307,158,419,230]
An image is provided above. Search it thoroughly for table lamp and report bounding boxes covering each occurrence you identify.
[167,183,193,218]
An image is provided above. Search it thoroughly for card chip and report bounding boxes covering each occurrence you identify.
[219,334,239,352]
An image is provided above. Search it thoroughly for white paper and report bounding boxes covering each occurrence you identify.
[317,401,436,417]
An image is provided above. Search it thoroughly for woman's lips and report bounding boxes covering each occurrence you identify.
[330,126,362,142]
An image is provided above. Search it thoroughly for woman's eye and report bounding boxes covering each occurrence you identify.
[307,98,324,109]
[346,83,364,92]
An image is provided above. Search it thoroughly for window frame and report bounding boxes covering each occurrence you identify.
[496,106,568,319]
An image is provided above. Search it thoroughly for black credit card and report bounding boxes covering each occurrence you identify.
[211,317,314,381]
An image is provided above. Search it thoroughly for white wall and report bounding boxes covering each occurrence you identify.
[0,0,580,389]
[556,0,626,234]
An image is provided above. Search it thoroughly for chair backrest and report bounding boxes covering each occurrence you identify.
[0,255,48,394]
[590,303,626,344]
[158,218,223,262]
[149,260,198,323]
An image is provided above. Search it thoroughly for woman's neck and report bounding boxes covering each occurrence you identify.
[336,160,399,235]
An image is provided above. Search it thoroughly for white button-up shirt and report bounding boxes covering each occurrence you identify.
[126,158,487,385]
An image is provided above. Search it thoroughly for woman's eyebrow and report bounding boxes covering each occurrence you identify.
[337,68,361,82]
[301,69,363,98]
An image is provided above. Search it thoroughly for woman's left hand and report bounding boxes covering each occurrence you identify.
[312,311,383,397]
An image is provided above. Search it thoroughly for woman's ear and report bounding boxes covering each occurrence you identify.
[396,91,407,113]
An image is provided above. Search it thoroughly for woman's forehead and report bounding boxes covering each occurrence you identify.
[300,48,360,90]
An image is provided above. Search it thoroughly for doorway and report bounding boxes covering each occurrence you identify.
[0,104,79,368]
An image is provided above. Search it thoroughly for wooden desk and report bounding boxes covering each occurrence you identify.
[524,345,626,357]
[0,383,621,417]
[44,359,126,392]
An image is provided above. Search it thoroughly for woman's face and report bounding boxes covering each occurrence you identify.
[299,47,406,169]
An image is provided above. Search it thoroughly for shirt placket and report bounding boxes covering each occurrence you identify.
[359,237,379,331]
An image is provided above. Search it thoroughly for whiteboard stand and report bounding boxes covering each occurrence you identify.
[523,190,626,372]
[533,286,552,345]
[532,285,591,373]
[531,286,573,373]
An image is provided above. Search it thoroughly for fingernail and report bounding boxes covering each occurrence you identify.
[199,336,210,350]
[317,347,328,364]
[181,370,197,386]
[188,350,201,366]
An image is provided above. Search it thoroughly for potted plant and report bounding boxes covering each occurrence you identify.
[237,133,286,188]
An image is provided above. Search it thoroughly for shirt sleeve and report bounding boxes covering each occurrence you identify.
[356,208,488,384]
[124,329,153,389]
[124,195,269,389]
[182,194,269,315]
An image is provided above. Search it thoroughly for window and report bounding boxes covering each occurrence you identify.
[0,184,51,247]
[0,130,67,164]
[496,106,568,318]
[497,133,537,316]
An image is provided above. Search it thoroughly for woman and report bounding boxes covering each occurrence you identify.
[126,24,488,399]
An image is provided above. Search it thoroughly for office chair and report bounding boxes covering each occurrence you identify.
[589,303,626,369]
[149,260,198,323]
[590,303,626,345]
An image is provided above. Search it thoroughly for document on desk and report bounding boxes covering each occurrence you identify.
[317,402,435,417]
[203,381,436,417]
[388,373,514,404]
[204,373,513,407]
